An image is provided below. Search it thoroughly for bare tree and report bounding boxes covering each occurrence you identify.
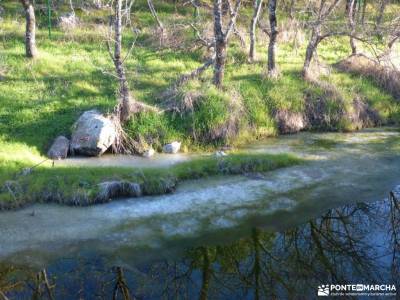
[360,0,367,25]
[267,0,279,77]
[19,0,37,58]
[108,0,134,123]
[249,0,264,62]
[348,0,357,55]
[213,0,242,88]
[112,267,132,300]
[376,0,389,30]
[107,0,158,124]
[199,247,212,300]
[147,0,165,45]
[378,16,400,61]
[288,0,296,20]
[302,0,343,79]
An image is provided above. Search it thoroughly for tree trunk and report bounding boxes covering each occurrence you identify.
[348,0,357,55]
[376,0,389,29]
[199,248,212,300]
[213,0,226,88]
[114,0,133,123]
[267,0,279,77]
[302,27,320,78]
[20,0,37,58]
[252,228,261,300]
[361,0,367,25]
[288,0,295,20]
[147,0,165,45]
[249,0,263,62]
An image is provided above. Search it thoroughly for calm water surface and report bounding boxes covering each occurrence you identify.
[0,129,399,299]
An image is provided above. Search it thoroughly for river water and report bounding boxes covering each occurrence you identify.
[0,128,399,299]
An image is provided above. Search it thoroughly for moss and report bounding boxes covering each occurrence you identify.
[311,138,339,149]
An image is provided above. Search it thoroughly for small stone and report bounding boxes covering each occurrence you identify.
[48,136,70,159]
[143,148,155,158]
[215,150,227,157]
[163,141,181,154]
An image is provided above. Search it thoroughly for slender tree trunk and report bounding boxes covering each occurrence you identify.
[348,0,357,55]
[288,0,295,20]
[302,27,320,78]
[20,0,37,58]
[199,248,212,300]
[376,0,389,29]
[345,0,351,14]
[249,0,263,62]
[213,0,226,88]
[361,0,367,25]
[267,0,279,77]
[147,0,165,45]
[114,0,133,123]
[252,228,261,300]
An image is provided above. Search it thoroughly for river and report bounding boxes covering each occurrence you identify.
[0,128,399,299]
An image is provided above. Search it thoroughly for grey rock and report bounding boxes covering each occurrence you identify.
[70,110,116,156]
[47,136,70,159]
[163,141,181,154]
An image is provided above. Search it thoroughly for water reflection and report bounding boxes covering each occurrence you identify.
[1,194,399,299]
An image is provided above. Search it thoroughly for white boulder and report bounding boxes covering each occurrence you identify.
[70,110,116,156]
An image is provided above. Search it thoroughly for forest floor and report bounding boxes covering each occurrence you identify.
[0,0,399,208]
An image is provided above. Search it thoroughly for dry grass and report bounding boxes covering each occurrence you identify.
[274,109,307,134]
[335,54,400,101]
[347,97,381,130]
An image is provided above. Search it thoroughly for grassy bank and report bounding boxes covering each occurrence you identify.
[0,1,399,207]
[0,153,302,210]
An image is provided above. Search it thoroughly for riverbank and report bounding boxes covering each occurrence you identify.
[0,152,302,210]
[1,1,400,210]
[1,128,399,211]
[1,128,399,266]
[1,2,399,184]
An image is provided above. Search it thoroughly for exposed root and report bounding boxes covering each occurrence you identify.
[96,181,142,203]
[111,99,161,154]
[305,79,347,130]
[305,78,381,131]
[348,97,381,130]
[110,115,144,154]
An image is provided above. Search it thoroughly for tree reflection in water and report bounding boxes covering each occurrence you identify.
[0,194,399,299]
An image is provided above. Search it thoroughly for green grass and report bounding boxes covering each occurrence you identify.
[0,153,302,209]
[0,0,399,207]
